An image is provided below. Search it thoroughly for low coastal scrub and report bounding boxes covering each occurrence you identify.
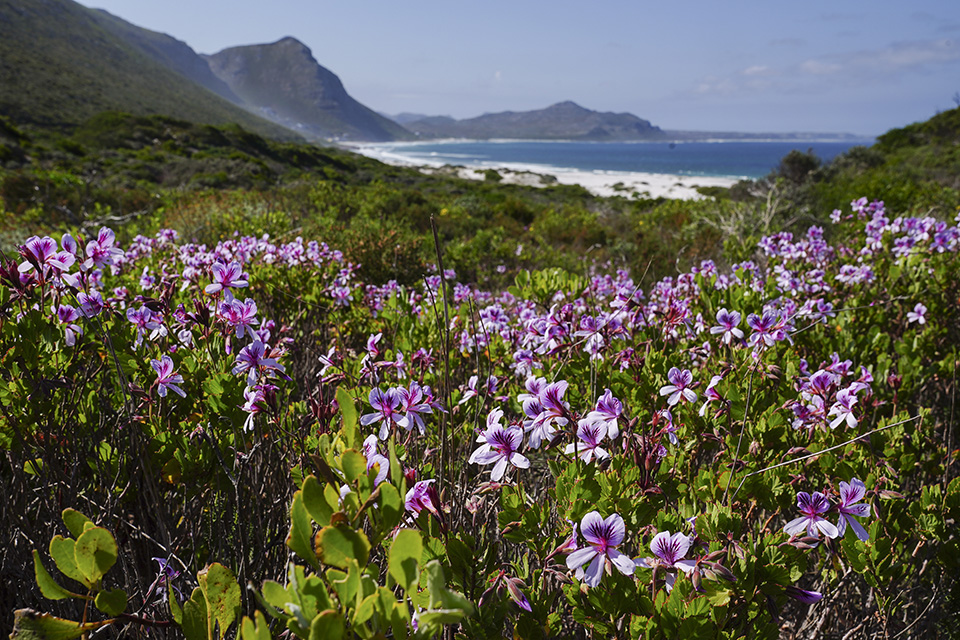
[2,196,957,638]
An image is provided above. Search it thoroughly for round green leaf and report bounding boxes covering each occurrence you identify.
[73,528,117,584]
[94,589,127,616]
[314,526,370,569]
[388,529,422,594]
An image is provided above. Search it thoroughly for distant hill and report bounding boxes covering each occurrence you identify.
[0,0,294,138]
[403,101,664,141]
[400,102,860,142]
[204,38,412,142]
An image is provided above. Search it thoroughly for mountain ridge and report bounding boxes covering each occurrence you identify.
[203,37,412,142]
[401,101,665,141]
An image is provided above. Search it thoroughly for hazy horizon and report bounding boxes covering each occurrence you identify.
[78,0,960,137]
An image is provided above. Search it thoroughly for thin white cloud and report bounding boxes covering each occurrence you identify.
[690,37,959,97]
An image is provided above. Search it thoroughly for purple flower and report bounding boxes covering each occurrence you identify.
[563,421,610,463]
[362,434,390,486]
[151,355,186,398]
[785,585,823,604]
[83,227,124,271]
[906,303,927,325]
[240,386,267,431]
[836,478,871,541]
[405,479,438,516]
[699,375,724,417]
[152,557,183,601]
[205,261,249,295]
[232,341,285,387]
[709,308,743,345]
[746,310,787,350]
[579,389,622,439]
[398,382,432,435]
[77,291,104,318]
[18,235,76,281]
[827,388,858,430]
[659,367,697,406]
[783,491,839,539]
[55,304,83,346]
[361,388,405,439]
[566,512,635,588]
[634,531,698,591]
[218,296,259,340]
[126,305,167,349]
[469,424,529,482]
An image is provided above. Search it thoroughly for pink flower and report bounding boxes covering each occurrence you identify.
[151,355,186,398]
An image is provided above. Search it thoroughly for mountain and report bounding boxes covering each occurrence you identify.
[0,0,293,138]
[204,38,412,142]
[403,101,665,140]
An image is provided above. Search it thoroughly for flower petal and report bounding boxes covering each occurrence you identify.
[566,547,598,571]
[608,549,636,576]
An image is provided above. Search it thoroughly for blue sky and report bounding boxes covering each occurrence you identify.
[80,0,960,136]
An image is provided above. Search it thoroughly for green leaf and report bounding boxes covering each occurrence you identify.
[302,476,334,527]
[298,574,334,620]
[336,387,358,449]
[340,450,367,485]
[181,587,209,640]
[10,609,107,640]
[327,560,361,611]
[94,589,127,616]
[353,593,378,626]
[418,610,466,628]
[60,510,92,538]
[73,528,117,585]
[49,537,88,588]
[286,492,320,570]
[388,529,422,593]
[378,483,403,533]
[198,563,241,635]
[33,551,73,600]
[260,580,290,611]
[240,611,272,640]
[308,611,344,640]
[168,583,184,625]
[314,525,370,569]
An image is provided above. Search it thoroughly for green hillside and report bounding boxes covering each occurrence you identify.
[0,0,294,139]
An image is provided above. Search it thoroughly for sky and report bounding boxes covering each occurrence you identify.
[79,0,960,136]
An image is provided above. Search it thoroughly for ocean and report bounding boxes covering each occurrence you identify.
[357,139,873,181]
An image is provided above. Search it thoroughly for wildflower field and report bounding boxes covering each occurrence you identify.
[2,192,957,640]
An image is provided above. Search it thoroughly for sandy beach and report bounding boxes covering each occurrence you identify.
[346,142,740,200]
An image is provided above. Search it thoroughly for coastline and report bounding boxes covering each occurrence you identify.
[344,141,741,200]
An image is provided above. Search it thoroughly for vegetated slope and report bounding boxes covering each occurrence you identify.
[204,38,412,142]
[765,106,960,217]
[402,101,665,141]
[0,0,294,139]
[86,7,241,106]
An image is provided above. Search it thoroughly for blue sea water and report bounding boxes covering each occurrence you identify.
[368,139,873,180]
